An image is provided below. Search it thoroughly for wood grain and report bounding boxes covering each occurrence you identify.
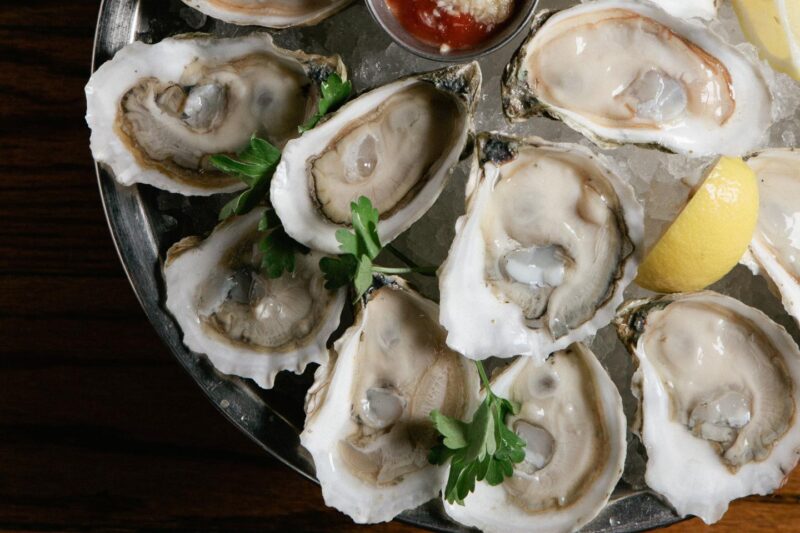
[1,2,797,531]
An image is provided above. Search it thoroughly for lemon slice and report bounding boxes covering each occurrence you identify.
[733,0,800,80]
[636,157,759,293]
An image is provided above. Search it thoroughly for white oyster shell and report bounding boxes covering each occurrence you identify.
[615,291,800,524]
[86,33,345,195]
[741,149,800,326]
[439,133,643,361]
[502,0,772,156]
[445,344,626,533]
[271,63,481,255]
[164,208,346,388]
[649,0,718,20]
[181,0,353,28]
[300,277,480,523]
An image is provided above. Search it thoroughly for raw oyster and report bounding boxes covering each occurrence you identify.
[741,149,800,326]
[650,0,718,20]
[271,63,481,254]
[301,277,480,523]
[615,291,800,523]
[164,208,346,388]
[439,133,643,361]
[445,344,626,533]
[181,0,353,28]
[502,0,772,156]
[86,33,346,195]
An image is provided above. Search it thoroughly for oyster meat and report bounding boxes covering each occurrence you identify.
[502,0,772,156]
[615,291,800,523]
[181,0,353,28]
[271,63,481,254]
[300,277,480,523]
[445,343,626,533]
[741,149,800,326]
[86,33,346,195]
[164,208,346,388]
[439,133,643,361]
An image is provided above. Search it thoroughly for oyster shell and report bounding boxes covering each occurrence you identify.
[502,0,772,156]
[271,63,481,254]
[164,208,346,388]
[86,33,346,195]
[300,277,480,523]
[444,343,626,533]
[615,291,800,523]
[741,149,800,326]
[439,133,643,361]
[181,0,353,28]
[650,0,718,20]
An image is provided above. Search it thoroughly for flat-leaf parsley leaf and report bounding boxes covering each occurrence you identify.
[429,361,527,505]
[299,73,352,132]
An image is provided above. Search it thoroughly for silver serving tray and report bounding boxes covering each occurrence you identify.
[92,0,682,530]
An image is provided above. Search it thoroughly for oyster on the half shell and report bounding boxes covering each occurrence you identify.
[271,63,481,255]
[86,33,346,195]
[439,133,643,361]
[502,0,772,156]
[741,149,800,326]
[164,208,346,388]
[300,277,480,523]
[444,343,626,533]
[181,0,354,28]
[615,291,800,523]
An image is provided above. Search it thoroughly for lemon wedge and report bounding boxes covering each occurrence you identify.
[733,0,800,80]
[636,157,759,293]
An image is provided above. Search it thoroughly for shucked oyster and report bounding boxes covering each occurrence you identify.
[301,277,480,523]
[741,149,800,326]
[615,291,800,523]
[502,0,772,156]
[445,344,626,533]
[182,0,353,28]
[271,63,481,254]
[164,208,346,388]
[439,133,643,361]
[86,33,346,195]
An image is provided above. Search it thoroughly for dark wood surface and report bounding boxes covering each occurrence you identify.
[2,2,800,531]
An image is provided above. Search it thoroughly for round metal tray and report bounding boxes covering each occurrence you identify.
[91,0,683,530]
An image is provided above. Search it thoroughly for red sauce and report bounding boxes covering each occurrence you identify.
[386,0,509,51]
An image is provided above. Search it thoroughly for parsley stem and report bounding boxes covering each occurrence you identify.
[371,265,438,276]
[475,360,493,398]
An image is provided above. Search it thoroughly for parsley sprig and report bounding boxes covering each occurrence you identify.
[319,196,437,300]
[299,73,352,132]
[210,135,281,221]
[429,361,527,505]
[257,209,310,278]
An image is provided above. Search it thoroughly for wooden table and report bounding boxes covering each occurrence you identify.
[2,2,799,531]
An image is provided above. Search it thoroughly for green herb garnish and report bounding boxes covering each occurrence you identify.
[211,135,281,221]
[257,209,310,278]
[429,361,527,505]
[299,73,352,132]
[319,196,437,300]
